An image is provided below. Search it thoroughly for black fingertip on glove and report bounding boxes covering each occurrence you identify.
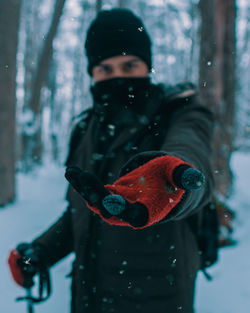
[65,167,149,227]
[118,201,149,228]
[65,166,112,218]
[64,166,84,196]
[173,165,205,190]
[102,195,149,228]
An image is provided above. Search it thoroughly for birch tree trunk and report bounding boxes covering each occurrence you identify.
[0,0,22,206]
[199,0,236,197]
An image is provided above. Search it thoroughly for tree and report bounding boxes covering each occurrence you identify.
[118,0,126,8]
[199,0,236,197]
[22,0,66,170]
[20,0,43,170]
[0,0,22,206]
[96,0,102,13]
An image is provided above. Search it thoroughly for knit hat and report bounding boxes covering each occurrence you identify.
[85,8,152,75]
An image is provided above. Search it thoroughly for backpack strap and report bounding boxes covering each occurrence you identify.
[65,109,93,167]
[187,201,219,280]
[162,82,196,103]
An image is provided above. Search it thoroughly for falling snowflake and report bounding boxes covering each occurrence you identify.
[140,176,145,182]
[92,153,104,161]
[23,258,31,265]
[245,125,250,132]
[107,124,116,136]
[128,282,132,289]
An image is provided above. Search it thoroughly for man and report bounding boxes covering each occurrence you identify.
[8,9,214,313]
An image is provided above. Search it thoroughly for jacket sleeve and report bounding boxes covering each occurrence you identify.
[31,111,93,266]
[159,94,215,221]
[32,205,73,267]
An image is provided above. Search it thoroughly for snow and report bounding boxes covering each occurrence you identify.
[0,164,73,313]
[196,152,250,312]
[0,152,250,312]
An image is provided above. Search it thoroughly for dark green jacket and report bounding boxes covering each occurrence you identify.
[34,82,214,313]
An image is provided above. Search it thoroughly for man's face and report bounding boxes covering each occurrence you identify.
[92,55,149,82]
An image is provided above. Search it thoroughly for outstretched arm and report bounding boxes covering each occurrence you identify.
[65,155,205,229]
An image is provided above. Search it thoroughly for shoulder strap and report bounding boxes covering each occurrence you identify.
[162,82,196,102]
[65,109,93,167]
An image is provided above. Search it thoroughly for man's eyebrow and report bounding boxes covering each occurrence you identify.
[99,58,141,67]
[98,63,112,69]
[123,58,141,64]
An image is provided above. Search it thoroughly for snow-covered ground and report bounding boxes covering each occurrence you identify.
[0,152,249,313]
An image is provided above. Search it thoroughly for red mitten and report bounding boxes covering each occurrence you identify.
[88,155,193,228]
[65,155,204,229]
[7,243,45,288]
[8,249,25,287]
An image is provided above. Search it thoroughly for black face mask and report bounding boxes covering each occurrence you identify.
[90,77,153,125]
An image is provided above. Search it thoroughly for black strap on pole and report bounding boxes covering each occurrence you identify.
[26,288,34,313]
[16,267,51,308]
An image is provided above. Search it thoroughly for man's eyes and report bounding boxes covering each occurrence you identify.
[97,62,138,75]
[100,66,112,73]
[124,63,137,70]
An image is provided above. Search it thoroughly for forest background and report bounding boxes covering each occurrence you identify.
[0,0,250,312]
[0,0,250,205]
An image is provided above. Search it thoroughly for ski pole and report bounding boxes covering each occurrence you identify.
[26,287,34,313]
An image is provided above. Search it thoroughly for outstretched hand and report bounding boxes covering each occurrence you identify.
[65,167,148,227]
[65,155,205,229]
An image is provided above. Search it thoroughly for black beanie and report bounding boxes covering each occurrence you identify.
[85,9,152,76]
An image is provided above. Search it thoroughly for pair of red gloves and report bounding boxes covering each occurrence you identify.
[8,153,204,288]
[65,152,205,229]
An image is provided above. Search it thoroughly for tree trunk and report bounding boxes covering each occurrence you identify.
[24,0,66,169]
[0,0,22,206]
[118,0,126,8]
[96,0,102,13]
[20,0,41,171]
[199,0,236,198]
